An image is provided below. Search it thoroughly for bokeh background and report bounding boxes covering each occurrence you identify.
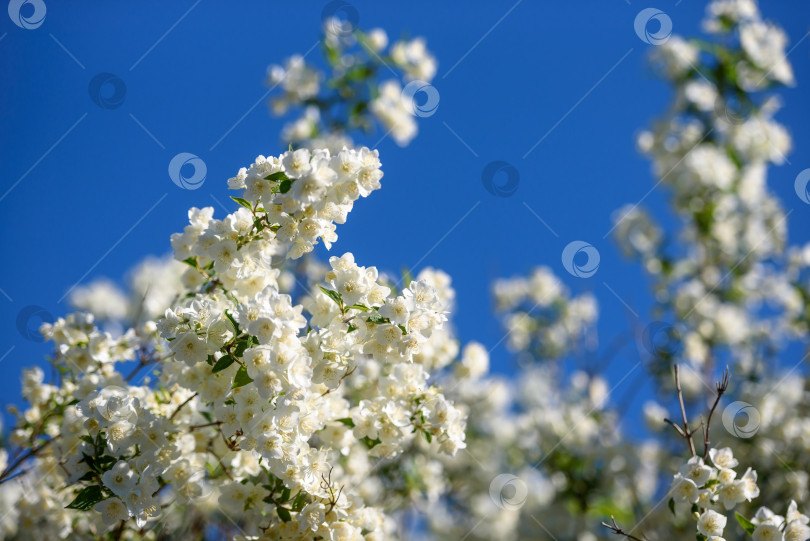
[2,0,809,434]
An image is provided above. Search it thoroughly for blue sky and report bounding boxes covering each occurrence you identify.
[1,1,809,432]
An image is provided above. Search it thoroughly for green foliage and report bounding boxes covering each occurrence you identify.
[65,485,104,511]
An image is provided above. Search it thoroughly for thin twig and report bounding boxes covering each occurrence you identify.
[207,445,234,481]
[321,365,356,397]
[674,365,696,457]
[703,367,730,458]
[663,418,686,438]
[169,392,198,421]
[601,516,647,541]
[189,421,223,431]
[0,436,59,484]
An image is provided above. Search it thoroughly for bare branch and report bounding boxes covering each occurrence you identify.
[674,365,696,457]
[703,367,730,458]
[663,418,686,437]
[0,436,59,484]
[169,392,198,421]
[601,516,647,541]
[189,421,223,431]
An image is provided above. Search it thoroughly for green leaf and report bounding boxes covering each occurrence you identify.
[319,286,343,307]
[230,196,254,211]
[422,430,432,444]
[735,512,756,535]
[77,470,96,482]
[65,485,104,511]
[224,310,240,334]
[234,336,254,358]
[351,101,368,116]
[278,179,292,194]
[346,304,369,312]
[276,506,291,523]
[366,312,386,324]
[232,366,254,388]
[347,324,357,333]
[400,267,413,288]
[335,417,355,428]
[668,497,675,516]
[212,355,235,373]
[361,436,381,449]
[291,492,307,512]
[181,257,199,269]
[265,171,290,182]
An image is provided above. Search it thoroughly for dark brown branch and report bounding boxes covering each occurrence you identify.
[321,365,357,397]
[663,418,686,438]
[674,365,696,457]
[703,367,730,458]
[320,467,344,515]
[169,392,198,421]
[601,516,647,541]
[189,421,223,431]
[207,444,234,481]
[0,436,59,484]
